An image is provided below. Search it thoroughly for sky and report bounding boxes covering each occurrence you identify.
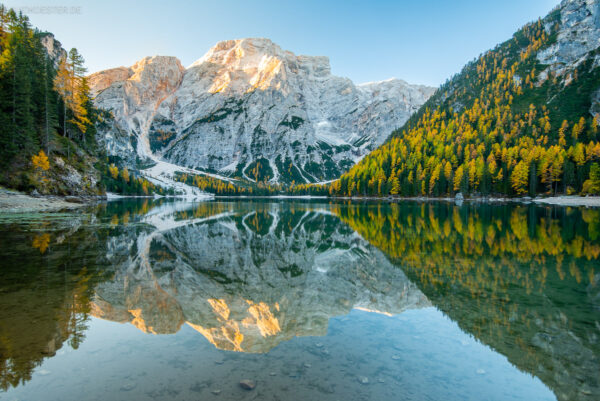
[6,0,560,87]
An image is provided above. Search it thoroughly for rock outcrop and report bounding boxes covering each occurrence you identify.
[39,33,67,67]
[538,0,600,74]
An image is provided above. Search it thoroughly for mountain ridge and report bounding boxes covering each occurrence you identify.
[90,38,435,185]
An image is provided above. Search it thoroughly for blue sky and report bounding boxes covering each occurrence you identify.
[7,0,560,86]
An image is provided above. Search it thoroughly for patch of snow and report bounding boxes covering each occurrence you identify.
[219,220,239,233]
[106,192,126,200]
[315,120,349,147]
[312,179,336,186]
[241,161,256,182]
[218,160,238,172]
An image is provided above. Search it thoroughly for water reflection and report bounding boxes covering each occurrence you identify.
[91,201,429,352]
[334,202,600,401]
[0,200,598,401]
[0,213,109,390]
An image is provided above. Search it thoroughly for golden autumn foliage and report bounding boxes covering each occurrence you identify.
[329,17,600,198]
[31,150,51,186]
[108,164,119,180]
[31,150,50,171]
[120,167,129,183]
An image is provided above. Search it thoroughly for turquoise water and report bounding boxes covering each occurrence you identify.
[0,200,598,400]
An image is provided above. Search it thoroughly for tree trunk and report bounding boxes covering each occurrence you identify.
[64,101,69,160]
[45,58,49,156]
[12,63,15,147]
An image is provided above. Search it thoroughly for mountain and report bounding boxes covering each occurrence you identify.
[90,38,434,184]
[331,0,600,197]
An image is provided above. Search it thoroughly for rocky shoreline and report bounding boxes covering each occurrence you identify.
[0,188,105,213]
[2,187,600,212]
[328,194,600,207]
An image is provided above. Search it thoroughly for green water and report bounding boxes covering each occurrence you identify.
[0,199,598,401]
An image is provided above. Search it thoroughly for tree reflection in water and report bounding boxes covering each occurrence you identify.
[0,200,597,401]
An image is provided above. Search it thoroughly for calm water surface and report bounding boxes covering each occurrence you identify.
[0,200,598,401]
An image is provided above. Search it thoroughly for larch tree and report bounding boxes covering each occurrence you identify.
[511,161,529,195]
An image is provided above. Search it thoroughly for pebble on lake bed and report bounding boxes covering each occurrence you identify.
[120,382,136,391]
[239,380,256,390]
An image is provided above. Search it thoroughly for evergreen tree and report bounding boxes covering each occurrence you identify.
[0,5,100,192]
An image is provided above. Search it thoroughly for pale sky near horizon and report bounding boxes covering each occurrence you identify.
[5,0,560,87]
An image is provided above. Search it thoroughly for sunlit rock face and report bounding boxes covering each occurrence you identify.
[90,56,185,165]
[90,203,430,352]
[39,33,67,68]
[537,0,600,74]
[90,38,435,182]
[537,0,600,117]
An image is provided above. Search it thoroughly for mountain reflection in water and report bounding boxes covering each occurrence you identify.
[91,201,429,352]
[0,200,598,401]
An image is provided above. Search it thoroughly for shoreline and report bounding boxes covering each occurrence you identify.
[324,195,600,207]
[531,196,600,207]
[0,188,102,213]
[331,195,600,207]
[211,194,600,207]
[2,188,600,213]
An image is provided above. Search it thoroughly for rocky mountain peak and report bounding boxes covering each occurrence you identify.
[187,37,331,95]
[89,56,184,98]
[91,38,435,184]
[131,55,185,77]
[192,38,287,66]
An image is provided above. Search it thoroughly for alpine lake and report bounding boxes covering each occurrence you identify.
[0,199,598,401]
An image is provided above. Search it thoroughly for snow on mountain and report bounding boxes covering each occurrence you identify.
[91,38,435,184]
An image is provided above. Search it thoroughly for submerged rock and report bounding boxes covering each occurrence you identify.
[239,380,256,390]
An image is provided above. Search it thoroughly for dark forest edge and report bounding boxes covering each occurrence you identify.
[0,5,160,198]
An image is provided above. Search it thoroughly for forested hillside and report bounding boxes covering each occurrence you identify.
[0,5,103,194]
[331,1,600,198]
[0,5,165,196]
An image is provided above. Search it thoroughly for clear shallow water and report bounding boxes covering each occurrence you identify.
[0,200,598,401]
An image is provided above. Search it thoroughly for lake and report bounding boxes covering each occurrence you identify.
[0,199,598,401]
